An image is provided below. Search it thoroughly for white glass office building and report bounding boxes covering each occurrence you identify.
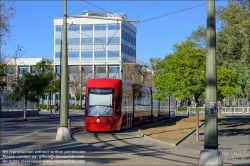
[54,10,137,79]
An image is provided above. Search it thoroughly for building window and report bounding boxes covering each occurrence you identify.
[69,65,79,72]
[55,38,62,45]
[122,52,131,61]
[56,66,61,74]
[95,65,106,73]
[108,51,119,57]
[94,24,106,31]
[68,25,80,31]
[68,38,80,44]
[94,51,106,57]
[108,37,119,44]
[82,24,93,31]
[81,51,93,58]
[18,67,28,74]
[56,26,62,32]
[108,24,120,30]
[109,66,119,73]
[81,38,93,44]
[55,52,61,58]
[82,66,92,73]
[30,66,36,73]
[94,37,106,44]
[68,51,79,58]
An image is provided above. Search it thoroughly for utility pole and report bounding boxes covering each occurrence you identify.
[198,0,222,165]
[120,62,123,80]
[56,0,71,141]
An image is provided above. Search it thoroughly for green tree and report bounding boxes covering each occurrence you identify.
[217,66,237,116]
[33,61,60,116]
[216,2,250,99]
[0,2,15,112]
[153,39,238,128]
[164,41,206,141]
[9,72,48,119]
[0,2,15,45]
[217,66,237,100]
[154,41,206,104]
[0,64,6,112]
[154,40,238,104]
[188,1,250,101]
[0,64,6,90]
[187,25,206,48]
[44,73,61,116]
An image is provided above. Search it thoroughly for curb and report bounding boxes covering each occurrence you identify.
[137,117,177,146]
[138,129,176,146]
[175,122,204,146]
[138,119,205,146]
[140,117,176,129]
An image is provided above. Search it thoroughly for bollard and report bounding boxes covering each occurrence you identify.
[68,118,71,128]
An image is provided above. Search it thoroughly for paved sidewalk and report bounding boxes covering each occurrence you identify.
[1,114,249,165]
[0,110,84,123]
[176,117,250,165]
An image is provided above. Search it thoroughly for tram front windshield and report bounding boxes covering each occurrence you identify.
[87,88,114,116]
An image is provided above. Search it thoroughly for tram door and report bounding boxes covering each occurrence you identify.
[122,82,133,129]
[113,84,122,130]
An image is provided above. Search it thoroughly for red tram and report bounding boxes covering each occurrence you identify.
[84,78,175,132]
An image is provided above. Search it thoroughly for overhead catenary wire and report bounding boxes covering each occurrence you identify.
[82,0,112,14]
[135,3,206,24]
[71,1,206,61]
[82,0,207,24]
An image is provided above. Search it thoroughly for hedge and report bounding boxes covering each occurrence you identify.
[39,104,82,110]
[177,106,187,111]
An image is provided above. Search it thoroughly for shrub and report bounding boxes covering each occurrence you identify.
[178,106,187,111]
[69,105,82,110]
[39,104,82,110]
[39,104,48,109]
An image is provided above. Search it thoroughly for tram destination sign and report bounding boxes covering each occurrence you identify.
[90,89,112,93]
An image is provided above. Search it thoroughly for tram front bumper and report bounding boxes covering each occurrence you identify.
[86,123,112,132]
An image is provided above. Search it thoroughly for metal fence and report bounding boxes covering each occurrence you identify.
[0,91,39,112]
[222,101,250,107]
[186,107,250,115]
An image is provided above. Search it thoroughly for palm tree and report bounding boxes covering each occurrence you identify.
[149,58,162,86]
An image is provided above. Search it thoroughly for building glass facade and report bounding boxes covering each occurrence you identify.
[52,11,137,102]
[54,11,137,80]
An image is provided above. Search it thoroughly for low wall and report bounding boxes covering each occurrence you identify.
[0,110,40,118]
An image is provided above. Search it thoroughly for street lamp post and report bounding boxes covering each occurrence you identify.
[56,0,71,141]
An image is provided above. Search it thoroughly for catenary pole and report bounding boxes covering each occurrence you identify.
[56,0,71,141]
[198,0,222,164]
[60,0,69,128]
[204,0,218,150]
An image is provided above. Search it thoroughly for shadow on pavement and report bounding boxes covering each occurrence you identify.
[218,118,250,137]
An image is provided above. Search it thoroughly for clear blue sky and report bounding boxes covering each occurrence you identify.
[2,1,228,63]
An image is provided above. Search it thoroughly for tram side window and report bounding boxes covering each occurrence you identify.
[116,93,122,116]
